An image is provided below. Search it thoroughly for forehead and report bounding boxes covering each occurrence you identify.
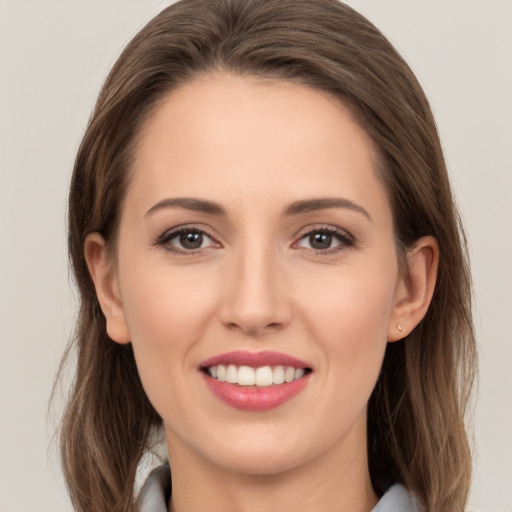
[136,72,375,163]
[127,72,389,220]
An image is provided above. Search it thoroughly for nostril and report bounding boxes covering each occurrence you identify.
[223,320,285,336]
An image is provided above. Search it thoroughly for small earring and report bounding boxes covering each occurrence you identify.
[397,323,403,332]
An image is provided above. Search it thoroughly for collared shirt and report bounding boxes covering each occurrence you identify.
[138,464,422,512]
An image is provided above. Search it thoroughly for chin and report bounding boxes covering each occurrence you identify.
[191,421,331,477]
[207,445,308,477]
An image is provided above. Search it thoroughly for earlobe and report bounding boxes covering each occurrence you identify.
[388,236,439,342]
[84,233,131,344]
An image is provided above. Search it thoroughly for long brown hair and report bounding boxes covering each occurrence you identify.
[60,1,477,510]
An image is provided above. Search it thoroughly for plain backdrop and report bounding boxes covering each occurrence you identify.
[1,1,511,511]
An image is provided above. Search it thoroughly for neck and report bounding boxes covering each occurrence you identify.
[166,420,378,512]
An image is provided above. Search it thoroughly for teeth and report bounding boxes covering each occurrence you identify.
[217,364,226,382]
[272,365,285,384]
[284,366,295,383]
[206,364,308,386]
[238,366,255,386]
[294,368,305,379]
[226,364,238,383]
[255,366,273,386]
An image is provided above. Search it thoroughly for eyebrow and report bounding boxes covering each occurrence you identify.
[285,197,372,221]
[145,197,225,217]
[145,196,371,221]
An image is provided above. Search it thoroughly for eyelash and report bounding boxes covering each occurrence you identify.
[293,225,355,254]
[155,225,355,255]
[155,226,219,255]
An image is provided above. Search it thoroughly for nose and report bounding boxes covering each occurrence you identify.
[218,245,293,337]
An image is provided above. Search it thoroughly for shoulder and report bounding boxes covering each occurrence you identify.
[372,484,422,512]
[138,463,171,512]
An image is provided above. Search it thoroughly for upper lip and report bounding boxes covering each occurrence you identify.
[200,350,311,369]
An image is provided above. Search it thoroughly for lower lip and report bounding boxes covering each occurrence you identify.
[202,373,311,411]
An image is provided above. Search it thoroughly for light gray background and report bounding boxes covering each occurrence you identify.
[1,1,511,511]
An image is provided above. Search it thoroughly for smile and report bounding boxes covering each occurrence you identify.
[200,351,312,411]
[204,364,308,387]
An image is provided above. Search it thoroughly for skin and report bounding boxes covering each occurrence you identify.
[86,73,438,512]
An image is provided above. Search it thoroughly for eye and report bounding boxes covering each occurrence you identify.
[295,227,354,253]
[157,227,219,253]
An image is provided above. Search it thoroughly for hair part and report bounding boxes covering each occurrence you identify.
[59,1,476,510]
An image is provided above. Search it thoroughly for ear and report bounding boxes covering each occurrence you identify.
[84,233,131,344]
[387,236,439,342]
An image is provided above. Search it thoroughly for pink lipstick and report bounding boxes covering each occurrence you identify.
[201,350,310,369]
[200,350,312,411]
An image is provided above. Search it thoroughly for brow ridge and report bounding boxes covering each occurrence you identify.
[145,197,225,217]
[145,196,371,221]
[285,197,371,221]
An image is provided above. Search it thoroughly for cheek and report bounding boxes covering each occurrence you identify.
[296,259,398,395]
[300,262,396,339]
[120,260,217,343]
[117,263,219,403]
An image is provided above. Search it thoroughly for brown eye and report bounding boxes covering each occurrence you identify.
[295,227,354,253]
[309,232,332,250]
[157,227,218,253]
[179,231,204,250]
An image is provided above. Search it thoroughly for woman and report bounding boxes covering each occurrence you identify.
[60,0,476,511]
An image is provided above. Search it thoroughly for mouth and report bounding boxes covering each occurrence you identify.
[199,351,313,411]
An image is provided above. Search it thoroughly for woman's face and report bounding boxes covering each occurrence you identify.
[95,73,409,476]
